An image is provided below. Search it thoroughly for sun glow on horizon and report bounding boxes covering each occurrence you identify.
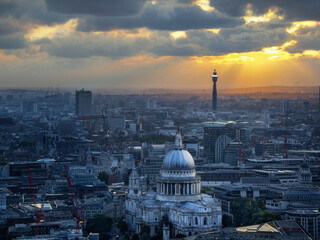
[192,40,319,66]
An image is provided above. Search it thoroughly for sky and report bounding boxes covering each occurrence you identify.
[0,0,320,90]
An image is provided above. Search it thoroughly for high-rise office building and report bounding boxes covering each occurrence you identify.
[223,140,242,166]
[280,100,295,114]
[215,135,232,163]
[203,123,237,163]
[75,89,93,116]
[212,69,218,111]
[146,98,157,109]
[21,100,38,113]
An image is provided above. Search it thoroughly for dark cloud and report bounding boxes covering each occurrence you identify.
[0,0,68,50]
[211,0,320,21]
[0,33,27,49]
[0,19,22,35]
[43,33,149,58]
[77,4,244,31]
[219,25,289,46]
[0,0,318,57]
[37,23,294,59]
[287,26,320,53]
[45,0,148,17]
[0,0,68,26]
[150,42,200,57]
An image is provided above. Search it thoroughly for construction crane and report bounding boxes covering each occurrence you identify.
[26,163,43,235]
[64,165,84,232]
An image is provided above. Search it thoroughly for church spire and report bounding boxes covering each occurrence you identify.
[174,123,183,149]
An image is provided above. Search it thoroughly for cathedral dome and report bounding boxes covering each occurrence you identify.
[162,149,195,170]
[162,131,195,170]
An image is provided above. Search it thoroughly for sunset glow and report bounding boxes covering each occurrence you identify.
[170,31,187,40]
[0,0,319,90]
[244,7,283,24]
[286,21,320,34]
[25,19,78,42]
[193,0,215,12]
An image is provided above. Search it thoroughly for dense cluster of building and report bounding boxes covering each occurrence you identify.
[0,84,319,239]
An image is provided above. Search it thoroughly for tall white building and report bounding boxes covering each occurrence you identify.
[126,131,222,238]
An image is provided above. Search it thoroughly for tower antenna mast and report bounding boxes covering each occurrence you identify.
[212,69,218,111]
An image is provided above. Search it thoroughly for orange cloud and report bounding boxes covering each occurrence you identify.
[170,31,187,40]
[0,51,19,62]
[192,40,320,66]
[193,0,214,12]
[244,6,283,24]
[25,19,78,42]
[93,28,152,39]
[286,21,320,35]
[206,29,221,34]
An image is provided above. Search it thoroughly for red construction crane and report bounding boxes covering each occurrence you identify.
[64,165,83,232]
[26,163,43,235]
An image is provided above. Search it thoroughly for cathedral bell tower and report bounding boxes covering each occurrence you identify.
[128,166,141,198]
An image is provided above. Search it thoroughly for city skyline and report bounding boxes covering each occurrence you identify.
[0,0,319,89]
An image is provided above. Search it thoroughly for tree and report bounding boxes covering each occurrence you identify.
[231,197,280,227]
[117,217,128,234]
[98,171,109,185]
[86,214,113,240]
[252,210,281,224]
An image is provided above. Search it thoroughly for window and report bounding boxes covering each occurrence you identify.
[195,217,198,225]
[204,217,207,225]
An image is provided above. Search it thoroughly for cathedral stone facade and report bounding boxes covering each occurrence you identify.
[126,131,222,239]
